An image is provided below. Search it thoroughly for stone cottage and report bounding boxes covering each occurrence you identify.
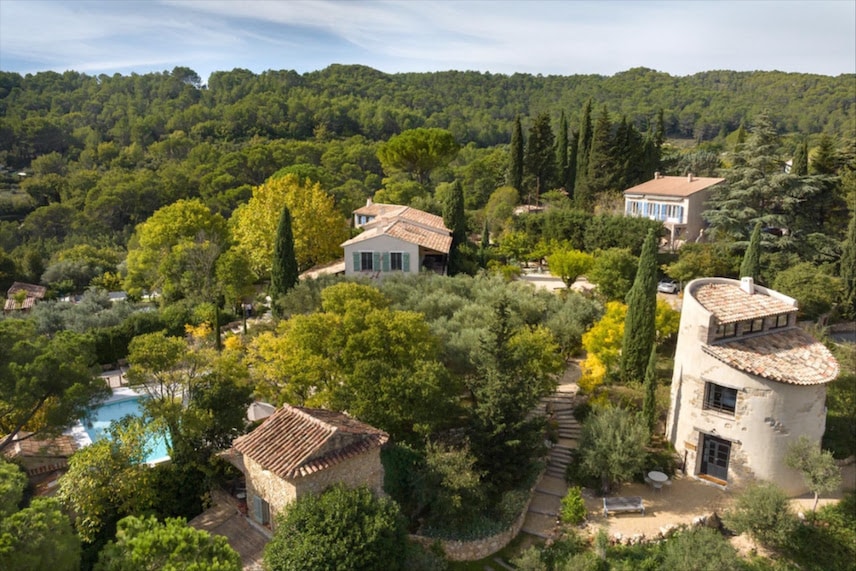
[666,277,839,495]
[230,404,388,529]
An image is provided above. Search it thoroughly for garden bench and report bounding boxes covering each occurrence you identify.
[602,496,645,516]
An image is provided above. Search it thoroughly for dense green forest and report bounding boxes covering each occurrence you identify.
[0,64,853,295]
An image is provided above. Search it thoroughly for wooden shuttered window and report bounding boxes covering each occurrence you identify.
[402,252,410,272]
[382,252,390,272]
[353,252,361,271]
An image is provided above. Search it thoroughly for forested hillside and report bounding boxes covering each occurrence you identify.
[0,64,853,295]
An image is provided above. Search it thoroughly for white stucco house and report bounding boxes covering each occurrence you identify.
[667,277,839,495]
[342,200,452,278]
[623,173,725,249]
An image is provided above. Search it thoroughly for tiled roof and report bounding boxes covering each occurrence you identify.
[3,432,77,459]
[232,405,388,480]
[7,282,47,298]
[695,283,795,324]
[703,328,839,385]
[384,220,453,253]
[353,202,407,218]
[342,212,452,254]
[623,175,725,198]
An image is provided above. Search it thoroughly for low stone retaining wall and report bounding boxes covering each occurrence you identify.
[409,472,543,561]
[834,455,855,467]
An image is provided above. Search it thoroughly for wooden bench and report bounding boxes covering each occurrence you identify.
[602,496,645,516]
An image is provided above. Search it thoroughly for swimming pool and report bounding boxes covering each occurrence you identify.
[82,393,171,465]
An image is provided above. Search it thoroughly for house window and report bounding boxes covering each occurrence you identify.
[745,318,764,334]
[704,382,737,415]
[770,313,789,329]
[390,252,403,271]
[700,434,731,482]
[714,322,737,339]
[252,495,270,525]
[360,252,374,272]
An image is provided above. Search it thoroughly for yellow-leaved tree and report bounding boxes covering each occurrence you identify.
[579,299,679,396]
[230,173,348,276]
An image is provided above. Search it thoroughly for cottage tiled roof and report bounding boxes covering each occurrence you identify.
[353,202,406,218]
[703,328,839,385]
[342,206,452,253]
[354,202,448,231]
[232,405,388,480]
[7,282,47,298]
[384,220,452,253]
[623,175,725,198]
[3,432,77,459]
[695,283,795,324]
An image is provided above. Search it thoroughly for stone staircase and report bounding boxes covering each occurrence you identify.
[519,384,582,539]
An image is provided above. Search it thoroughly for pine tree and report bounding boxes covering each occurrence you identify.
[556,111,570,190]
[791,138,809,176]
[567,128,578,201]
[620,229,658,383]
[740,222,763,281]
[841,212,856,320]
[270,204,299,316]
[508,115,524,193]
[811,134,838,175]
[574,100,593,209]
[443,180,468,275]
[524,112,555,204]
[642,345,658,435]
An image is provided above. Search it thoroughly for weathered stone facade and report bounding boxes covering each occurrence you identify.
[243,440,385,528]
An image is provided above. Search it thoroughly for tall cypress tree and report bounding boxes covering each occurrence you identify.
[524,112,555,204]
[740,221,763,281]
[841,212,856,320]
[811,134,838,175]
[556,111,570,191]
[584,106,615,202]
[567,128,578,201]
[443,180,468,275]
[642,345,658,436]
[574,99,593,209]
[508,115,524,193]
[270,204,299,316]
[791,138,809,176]
[620,229,658,383]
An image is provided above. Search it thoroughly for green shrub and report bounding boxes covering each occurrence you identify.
[723,482,797,546]
[560,486,587,525]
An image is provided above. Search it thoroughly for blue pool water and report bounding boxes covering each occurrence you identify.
[85,396,171,464]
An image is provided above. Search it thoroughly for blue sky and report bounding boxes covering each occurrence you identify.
[1,0,854,83]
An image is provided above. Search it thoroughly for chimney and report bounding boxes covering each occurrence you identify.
[687,173,694,183]
[366,197,373,206]
[741,276,754,294]
[654,171,660,180]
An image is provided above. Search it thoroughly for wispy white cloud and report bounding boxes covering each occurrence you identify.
[1,0,853,80]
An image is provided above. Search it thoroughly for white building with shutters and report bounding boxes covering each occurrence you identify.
[342,200,452,278]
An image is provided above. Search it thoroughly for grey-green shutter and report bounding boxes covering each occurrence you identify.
[373,252,381,271]
[353,252,361,271]
[402,252,411,272]
[382,252,390,272]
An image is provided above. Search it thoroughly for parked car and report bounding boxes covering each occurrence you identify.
[658,279,679,294]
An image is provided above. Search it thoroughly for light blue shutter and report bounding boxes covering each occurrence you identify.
[353,252,361,271]
[373,252,381,271]
[382,252,390,272]
[402,252,411,272]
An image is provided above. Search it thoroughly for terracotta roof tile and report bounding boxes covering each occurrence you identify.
[353,203,406,218]
[695,283,795,324]
[7,282,47,298]
[384,220,453,253]
[232,405,388,480]
[623,176,725,198]
[3,432,77,459]
[703,328,839,385]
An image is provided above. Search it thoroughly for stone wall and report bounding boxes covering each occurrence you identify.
[409,475,541,561]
